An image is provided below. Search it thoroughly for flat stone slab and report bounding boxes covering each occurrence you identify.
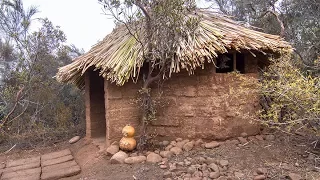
[6,157,40,168]
[41,155,73,167]
[41,149,71,161]
[2,167,41,179]
[42,160,77,173]
[2,173,40,180]
[41,165,81,180]
[1,161,40,174]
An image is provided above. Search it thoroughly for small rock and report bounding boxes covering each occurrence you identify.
[160,165,168,169]
[237,137,248,144]
[256,168,267,175]
[205,141,220,149]
[154,150,160,154]
[188,166,197,174]
[288,173,302,180]
[228,139,240,145]
[206,157,217,164]
[69,136,80,144]
[193,171,202,177]
[163,141,170,146]
[166,145,174,151]
[147,152,162,163]
[255,135,264,141]
[234,172,244,178]
[176,138,183,142]
[195,139,204,147]
[170,147,183,155]
[124,156,146,164]
[176,139,190,148]
[130,152,138,157]
[219,160,229,167]
[254,175,266,180]
[185,161,191,166]
[240,132,248,137]
[209,172,220,179]
[170,141,177,146]
[110,151,128,164]
[183,141,194,152]
[248,136,256,141]
[163,171,172,178]
[177,162,184,166]
[265,134,275,141]
[160,151,174,158]
[106,145,120,156]
[208,163,219,172]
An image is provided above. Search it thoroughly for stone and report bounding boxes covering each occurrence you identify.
[205,141,220,149]
[193,170,203,177]
[41,149,71,161]
[187,166,197,174]
[106,145,120,156]
[2,167,41,179]
[163,141,170,146]
[176,139,190,148]
[41,165,80,180]
[68,136,80,144]
[160,151,174,158]
[194,139,204,147]
[254,175,266,180]
[166,145,174,151]
[255,135,264,141]
[265,134,275,141]
[183,142,194,152]
[130,152,138,157]
[42,155,73,167]
[160,165,168,169]
[110,151,128,164]
[234,172,244,178]
[6,156,40,168]
[219,160,229,167]
[240,132,248,137]
[176,138,183,142]
[208,163,219,172]
[2,161,40,173]
[170,141,177,146]
[124,156,146,164]
[288,173,302,180]
[170,147,183,155]
[163,171,172,178]
[209,172,220,179]
[146,152,162,163]
[237,137,248,144]
[256,168,267,175]
[42,160,77,172]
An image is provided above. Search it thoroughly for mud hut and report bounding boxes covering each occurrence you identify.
[56,11,292,146]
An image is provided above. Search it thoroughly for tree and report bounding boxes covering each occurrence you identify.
[0,0,85,146]
[99,0,200,149]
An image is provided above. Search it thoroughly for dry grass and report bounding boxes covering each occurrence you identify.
[56,10,292,88]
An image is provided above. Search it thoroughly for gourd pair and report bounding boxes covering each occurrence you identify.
[119,125,136,151]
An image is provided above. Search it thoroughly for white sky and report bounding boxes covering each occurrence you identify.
[23,0,213,52]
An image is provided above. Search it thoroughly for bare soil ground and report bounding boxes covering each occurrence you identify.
[0,132,319,180]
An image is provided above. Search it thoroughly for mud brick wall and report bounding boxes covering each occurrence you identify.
[105,53,264,144]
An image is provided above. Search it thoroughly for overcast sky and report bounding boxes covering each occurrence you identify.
[23,0,213,52]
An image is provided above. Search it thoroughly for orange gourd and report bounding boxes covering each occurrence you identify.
[119,125,136,151]
[122,125,135,137]
[119,137,137,151]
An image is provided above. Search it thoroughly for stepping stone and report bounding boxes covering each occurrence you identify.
[1,161,40,173]
[41,149,71,161]
[3,173,40,180]
[6,157,40,168]
[41,154,73,167]
[42,160,78,173]
[41,165,81,180]
[2,167,41,179]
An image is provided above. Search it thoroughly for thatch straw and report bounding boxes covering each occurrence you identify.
[56,10,292,88]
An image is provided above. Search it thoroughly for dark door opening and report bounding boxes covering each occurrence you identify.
[88,70,106,138]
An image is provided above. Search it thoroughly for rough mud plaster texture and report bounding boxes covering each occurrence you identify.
[85,70,106,138]
[102,53,264,144]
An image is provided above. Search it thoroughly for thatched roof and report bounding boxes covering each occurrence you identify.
[56,11,292,88]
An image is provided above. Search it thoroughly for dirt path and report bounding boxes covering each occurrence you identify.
[0,132,319,180]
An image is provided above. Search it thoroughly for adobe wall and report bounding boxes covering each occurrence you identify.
[104,53,265,145]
